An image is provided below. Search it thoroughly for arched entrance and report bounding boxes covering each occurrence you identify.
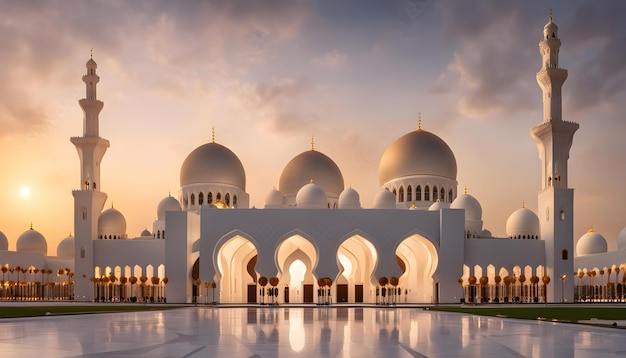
[336,234,378,303]
[276,235,318,304]
[216,235,258,303]
[395,234,438,303]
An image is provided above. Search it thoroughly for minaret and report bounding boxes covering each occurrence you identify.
[530,14,578,303]
[70,55,110,301]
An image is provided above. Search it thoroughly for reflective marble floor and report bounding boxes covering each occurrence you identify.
[1,306,625,357]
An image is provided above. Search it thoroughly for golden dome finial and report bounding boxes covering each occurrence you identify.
[522,201,525,208]
[418,112,423,131]
[309,178,314,184]
[90,49,93,59]
[111,202,114,209]
[311,135,315,151]
[588,226,595,233]
[211,127,215,143]
[549,9,553,23]
[464,185,467,195]
[30,222,33,230]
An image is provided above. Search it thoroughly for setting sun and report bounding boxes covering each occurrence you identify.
[19,186,31,197]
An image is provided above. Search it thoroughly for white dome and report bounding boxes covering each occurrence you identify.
[576,229,608,256]
[428,200,450,211]
[506,207,540,239]
[379,129,457,185]
[140,229,152,237]
[617,227,626,251]
[279,149,344,197]
[481,229,492,238]
[450,193,482,221]
[296,182,328,209]
[0,231,8,250]
[373,189,396,209]
[157,195,182,220]
[56,235,74,258]
[338,187,361,209]
[265,188,284,208]
[16,228,47,255]
[180,142,246,190]
[98,207,127,238]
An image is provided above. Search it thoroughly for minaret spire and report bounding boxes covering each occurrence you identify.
[537,12,566,122]
[532,14,579,190]
[71,55,110,191]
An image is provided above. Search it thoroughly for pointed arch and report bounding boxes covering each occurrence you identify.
[335,232,379,303]
[394,233,439,303]
[214,231,259,303]
[275,231,319,303]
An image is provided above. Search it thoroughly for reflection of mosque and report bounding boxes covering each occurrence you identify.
[2,15,626,304]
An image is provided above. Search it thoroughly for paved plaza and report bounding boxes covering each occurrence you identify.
[0,306,625,357]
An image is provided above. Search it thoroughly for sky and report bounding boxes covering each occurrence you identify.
[0,0,625,256]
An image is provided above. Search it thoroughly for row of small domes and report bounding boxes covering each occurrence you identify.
[0,227,74,258]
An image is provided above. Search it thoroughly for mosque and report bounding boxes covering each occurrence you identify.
[1,15,624,304]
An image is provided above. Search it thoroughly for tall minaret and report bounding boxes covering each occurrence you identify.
[70,55,110,302]
[530,13,578,303]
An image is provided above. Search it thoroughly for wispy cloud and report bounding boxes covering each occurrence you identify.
[312,50,349,69]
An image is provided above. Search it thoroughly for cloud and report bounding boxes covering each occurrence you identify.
[233,78,314,133]
[312,50,349,69]
[0,1,312,138]
[434,2,538,118]
[566,2,626,117]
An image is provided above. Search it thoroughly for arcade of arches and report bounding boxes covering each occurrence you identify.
[204,233,441,304]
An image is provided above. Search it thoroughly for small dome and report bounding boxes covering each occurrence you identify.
[576,229,608,256]
[0,231,8,250]
[481,229,492,238]
[450,193,482,221]
[296,182,328,209]
[543,16,558,39]
[265,188,284,208]
[140,229,152,237]
[379,129,457,185]
[157,195,182,220]
[98,207,127,238]
[428,200,450,211]
[617,227,626,251]
[16,228,47,255]
[506,207,540,239]
[57,235,74,258]
[279,149,344,197]
[86,57,97,68]
[373,189,396,209]
[180,142,246,190]
[338,187,361,209]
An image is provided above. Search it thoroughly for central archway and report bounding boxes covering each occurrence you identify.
[395,234,438,303]
[276,234,318,303]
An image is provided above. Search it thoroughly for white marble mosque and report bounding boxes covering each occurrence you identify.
[0,15,624,304]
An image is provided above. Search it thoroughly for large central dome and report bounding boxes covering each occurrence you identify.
[379,129,457,185]
[279,150,344,196]
[180,142,246,190]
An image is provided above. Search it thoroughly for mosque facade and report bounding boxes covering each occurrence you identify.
[1,16,625,304]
